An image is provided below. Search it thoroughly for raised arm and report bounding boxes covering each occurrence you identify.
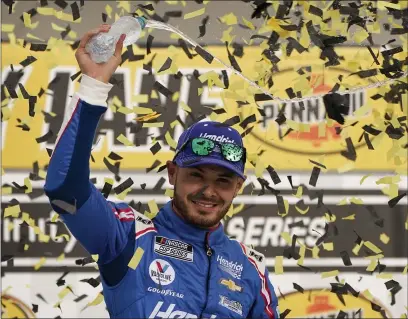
[44,25,132,267]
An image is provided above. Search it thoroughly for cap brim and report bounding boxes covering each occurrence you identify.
[175,157,246,180]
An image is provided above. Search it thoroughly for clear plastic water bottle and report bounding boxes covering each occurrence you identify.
[86,16,146,63]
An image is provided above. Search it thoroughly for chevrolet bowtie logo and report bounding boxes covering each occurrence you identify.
[220,279,243,292]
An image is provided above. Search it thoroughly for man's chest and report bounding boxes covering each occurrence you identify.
[137,232,256,318]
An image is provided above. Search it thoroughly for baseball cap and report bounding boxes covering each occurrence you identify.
[173,121,246,180]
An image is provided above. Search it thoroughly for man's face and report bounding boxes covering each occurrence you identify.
[167,162,244,229]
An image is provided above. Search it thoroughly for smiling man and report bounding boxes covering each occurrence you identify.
[44,24,279,319]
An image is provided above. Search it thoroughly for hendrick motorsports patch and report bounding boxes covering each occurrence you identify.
[154,236,194,262]
[219,295,243,316]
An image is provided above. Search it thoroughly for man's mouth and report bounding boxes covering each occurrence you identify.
[192,200,217,208]
[191,200,218,209]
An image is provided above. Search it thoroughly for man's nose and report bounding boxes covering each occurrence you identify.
[201,184,217,198]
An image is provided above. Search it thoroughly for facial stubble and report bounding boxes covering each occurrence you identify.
[172,180,232,229]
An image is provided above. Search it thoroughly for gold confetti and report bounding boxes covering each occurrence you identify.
[274,256,284,274]
[323,242,334,251]
[116,134,135,147]
[342,214,355,220]
[4,204,21,217]
[293,186,303,198]
[220,12,238,25]
[2,24,15,32]
[165,131,177,149]
[34,257,46,270]
[380,233,390,244]
[165,188,174,198]
[364,241,383,254]
[183,7,206,19]
[321,270,339,278]
[242,17,255,30]
[128,247,144,270]
[136,112,161,122]
[88,292,104,306]
[24,177,32,194]
[58,286,72,299]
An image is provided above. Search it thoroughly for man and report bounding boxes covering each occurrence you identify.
[44,24,279,319]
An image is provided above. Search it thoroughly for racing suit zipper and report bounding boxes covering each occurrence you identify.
[201,232,212,318]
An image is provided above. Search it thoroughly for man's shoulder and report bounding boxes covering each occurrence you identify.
[227,237,267,274]
[107,201,155,226]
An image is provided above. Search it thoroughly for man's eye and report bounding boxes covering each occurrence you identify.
[191,173,202,178]
[218,178,230,184]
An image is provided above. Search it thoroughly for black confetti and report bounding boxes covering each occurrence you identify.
[70,1,80,21]
[54,0,68,9]
[345,283,359,297]
[101,182,112,199]
[73,294,87,303]
[340,251,352,266]
[20,56,37,67]
[35,130,53,143]
[32,304,38,313]
[146,160,161,173]
[199,15,209,38]
[36,293,48,304]
[195,45,214,64]
[323,93,350,125]
[178,39,195,59]
[153,81,173,97]
[309,166,320,187]
[150,142,161,155]
[70,70,82,81]
[276,195,285,215]
[146,35,154,55]
[362,125,381,136]
[222,115,240,127]
[266,165,281,185]
[102,13,107,22]
[108,152,123,161]
[158,57,172,72]
[225,42,241,72]
[30,43,47,52]
[280,309,291,319]
[221,70,229,89]
[239,114,256,129]
[293,283,304,293]
[366,46,380,65]
[388,193,406,208]
[114,177,134,194]
[308,159,327,169]
[340,137,357,161]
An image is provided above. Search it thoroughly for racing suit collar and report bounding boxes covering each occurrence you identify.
[156,201,227,248]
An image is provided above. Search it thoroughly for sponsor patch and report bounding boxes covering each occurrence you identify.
[154,236,194,262]
[249,249,264,262]
[216,255,243,279]
[147,286,184,299]
[219,278,243,292]
[149,259,175,286]
[219,295,243,316]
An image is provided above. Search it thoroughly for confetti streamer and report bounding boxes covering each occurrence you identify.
[309,166,320,187]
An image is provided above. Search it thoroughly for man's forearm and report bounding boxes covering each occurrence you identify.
[44,75,113,210]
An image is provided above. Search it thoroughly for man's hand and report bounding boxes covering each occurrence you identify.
[75,24,126,84]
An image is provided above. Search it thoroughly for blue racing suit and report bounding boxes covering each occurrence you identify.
[44,74,280,319]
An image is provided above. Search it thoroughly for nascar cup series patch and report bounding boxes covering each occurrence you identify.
[154,236,194,262]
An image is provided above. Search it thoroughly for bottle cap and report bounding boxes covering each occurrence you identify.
[135,16,147,30]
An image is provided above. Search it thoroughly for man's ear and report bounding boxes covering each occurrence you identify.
[234,177,244,197]
[167,160,177,186]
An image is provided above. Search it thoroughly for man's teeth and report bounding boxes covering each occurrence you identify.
[193,201,216,208]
